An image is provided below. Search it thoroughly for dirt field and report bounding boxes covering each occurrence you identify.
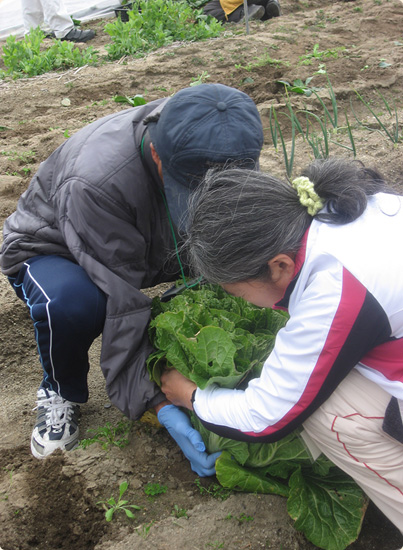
[1,1,403,548]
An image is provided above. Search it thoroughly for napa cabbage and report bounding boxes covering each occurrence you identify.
[147,284,367,550]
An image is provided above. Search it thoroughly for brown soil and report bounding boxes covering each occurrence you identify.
[1,1,403,549]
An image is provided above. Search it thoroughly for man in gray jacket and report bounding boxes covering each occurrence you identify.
[0,83,263,474]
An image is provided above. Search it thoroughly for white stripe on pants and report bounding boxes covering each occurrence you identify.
[302,368,403,534]
[21,0,73,38]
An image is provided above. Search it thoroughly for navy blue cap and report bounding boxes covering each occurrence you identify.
[147,84,263,230]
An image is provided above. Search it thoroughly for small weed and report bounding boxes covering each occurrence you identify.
[91,99,109,106]
[113,94,147,107]
[1,150,36,163]
[144,482,167,497]
[135,520,155,539]
[277,76,321,97]
[190,71,210,86]
[171,504,188,518]
[236,513,254,524]
[191,56,207,66]
[97,481,141,522]
[235,53,284,71]
[299,43,345,65]
[1,467,14,501]
[206,542,224,549]
[194,478,231,501]
[224,512,253,523]
[273,34,296,44]
[79,418,133,450]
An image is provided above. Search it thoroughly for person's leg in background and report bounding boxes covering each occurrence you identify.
[40,0,74,39]
[251,0,281,20]
[203,0,266,23]
[303,369,403,534]
[20,0,95,42]
[9,255,107,458]
[21,0,46,35]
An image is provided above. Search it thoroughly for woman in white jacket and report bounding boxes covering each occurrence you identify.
[161,158,403,533]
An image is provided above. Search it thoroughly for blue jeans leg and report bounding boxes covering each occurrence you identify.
[9,256,107,403]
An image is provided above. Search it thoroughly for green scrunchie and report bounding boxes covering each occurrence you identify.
[292,176,323,216]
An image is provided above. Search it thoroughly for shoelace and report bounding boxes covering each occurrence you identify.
[33,394,75,429]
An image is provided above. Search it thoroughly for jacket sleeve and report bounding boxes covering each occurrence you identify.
[57,177,166,419]
[193,262,392,442]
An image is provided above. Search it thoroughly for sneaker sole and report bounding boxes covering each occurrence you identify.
[31,432,79,459]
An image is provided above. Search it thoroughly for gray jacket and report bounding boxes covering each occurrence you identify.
[0,98,182,419]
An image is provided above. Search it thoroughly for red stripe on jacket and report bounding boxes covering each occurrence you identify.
[362,339,403,383]
[243,268,367,437]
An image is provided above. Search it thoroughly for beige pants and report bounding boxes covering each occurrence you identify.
[302,369,403,534]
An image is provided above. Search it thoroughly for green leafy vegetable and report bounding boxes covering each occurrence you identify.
[148,284,287,388]
[287,468,367,550]
[104,0,223,61]
[277,77,321,97]
[148,283,367,549]
[0,28,98,79]
[113,94,147,107]
[216,451,290,497]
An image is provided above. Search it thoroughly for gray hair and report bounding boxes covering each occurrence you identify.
[184,158,390,284]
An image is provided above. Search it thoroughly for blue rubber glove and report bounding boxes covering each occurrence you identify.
[157,404,221,477]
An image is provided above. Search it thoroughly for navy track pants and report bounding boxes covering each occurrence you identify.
[9,256,107,403]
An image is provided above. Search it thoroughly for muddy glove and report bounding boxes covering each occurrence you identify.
[157,404,221,477]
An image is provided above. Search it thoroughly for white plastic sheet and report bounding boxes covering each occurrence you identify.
[0,0,121,39]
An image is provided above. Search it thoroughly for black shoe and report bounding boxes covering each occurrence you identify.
[241,4,265,22]
[61,28,95,43]
[266,0,281,18]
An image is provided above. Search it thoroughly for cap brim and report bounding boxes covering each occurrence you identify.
[148,120,194,232]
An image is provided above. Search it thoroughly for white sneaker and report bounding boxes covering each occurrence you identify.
[31,387,80,459]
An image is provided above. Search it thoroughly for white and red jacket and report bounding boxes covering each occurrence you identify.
[193,192,403,443]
